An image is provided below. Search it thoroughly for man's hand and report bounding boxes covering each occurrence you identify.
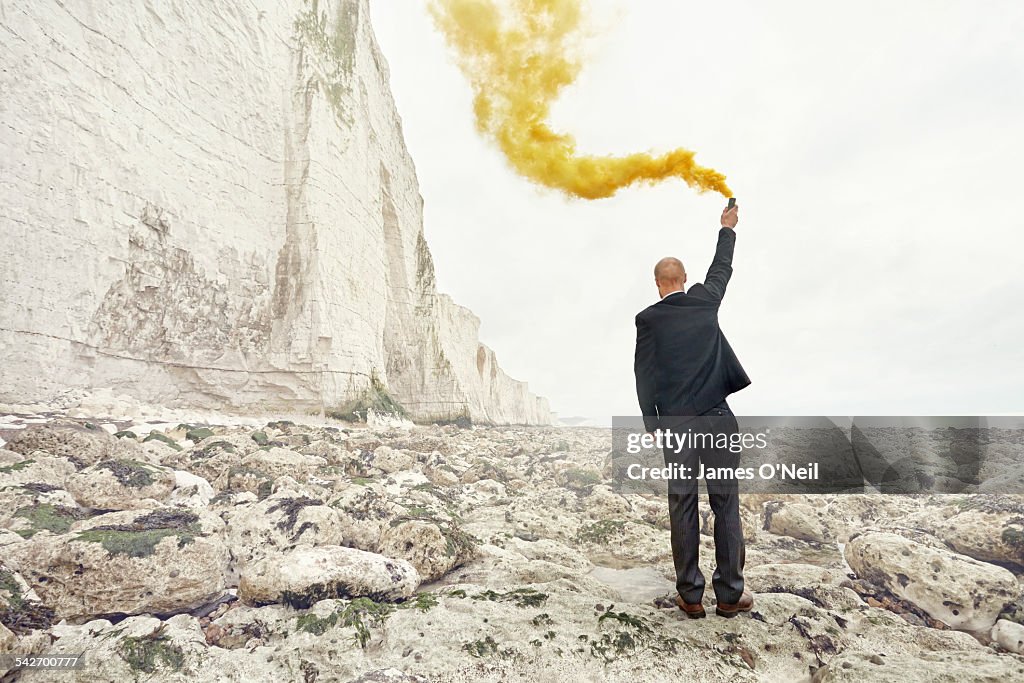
[721,203,739,229]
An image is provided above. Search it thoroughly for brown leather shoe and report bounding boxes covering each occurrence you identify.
[715,591,754,618]
[674,594,706,619]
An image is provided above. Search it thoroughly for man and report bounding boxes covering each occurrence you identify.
[633,202,752,619]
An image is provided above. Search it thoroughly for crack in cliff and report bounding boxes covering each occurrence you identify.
[271,8,322,373]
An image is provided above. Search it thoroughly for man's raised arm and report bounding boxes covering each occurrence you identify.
[702,204,740,301]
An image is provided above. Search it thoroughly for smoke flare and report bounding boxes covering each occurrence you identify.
[429,0,732,199]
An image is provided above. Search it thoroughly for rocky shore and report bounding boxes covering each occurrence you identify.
[1,414,1022,682]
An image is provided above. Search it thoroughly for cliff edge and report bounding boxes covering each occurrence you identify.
[0,0,550,425]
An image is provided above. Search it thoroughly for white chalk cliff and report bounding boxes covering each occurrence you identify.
[0,0,551,424]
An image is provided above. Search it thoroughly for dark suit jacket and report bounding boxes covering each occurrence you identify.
[634,227,751,432]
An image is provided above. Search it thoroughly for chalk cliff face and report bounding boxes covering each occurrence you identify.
[0,0,550,424]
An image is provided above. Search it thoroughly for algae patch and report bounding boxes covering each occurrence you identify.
[74,510,202,558]
[142,432,181,451]
[295,597,397,648]
[575,520,628,545]
[0,459,34,474]
[94,459,161,488]
[185,427,214,442]
[118,633,186,673]
[470,588,548,609]
[590,605,681,663]
[293,0,359,128]
[13,503,89,538]
[267,496,321,540]
[0,567,56,634]
[328,372,407,422]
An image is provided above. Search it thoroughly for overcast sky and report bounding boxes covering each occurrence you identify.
[370,1,1024,421]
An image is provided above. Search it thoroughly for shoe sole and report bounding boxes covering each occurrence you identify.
[715,606,752,618]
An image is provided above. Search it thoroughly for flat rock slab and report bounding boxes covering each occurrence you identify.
[238,545,420,608]
[845,531,1019,631]
[6,508,227,621]
[66,459,176,509]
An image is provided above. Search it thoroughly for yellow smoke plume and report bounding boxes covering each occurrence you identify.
[429,0,732,199]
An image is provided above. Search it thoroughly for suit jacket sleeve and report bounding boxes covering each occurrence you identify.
[634,313,659,432]
[701,228,737,301]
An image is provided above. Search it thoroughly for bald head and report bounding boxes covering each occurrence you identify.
[654,257,685,281]
[653,257,687,298]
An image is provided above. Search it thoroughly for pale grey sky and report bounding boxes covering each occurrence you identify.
[371,1,1024,421]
